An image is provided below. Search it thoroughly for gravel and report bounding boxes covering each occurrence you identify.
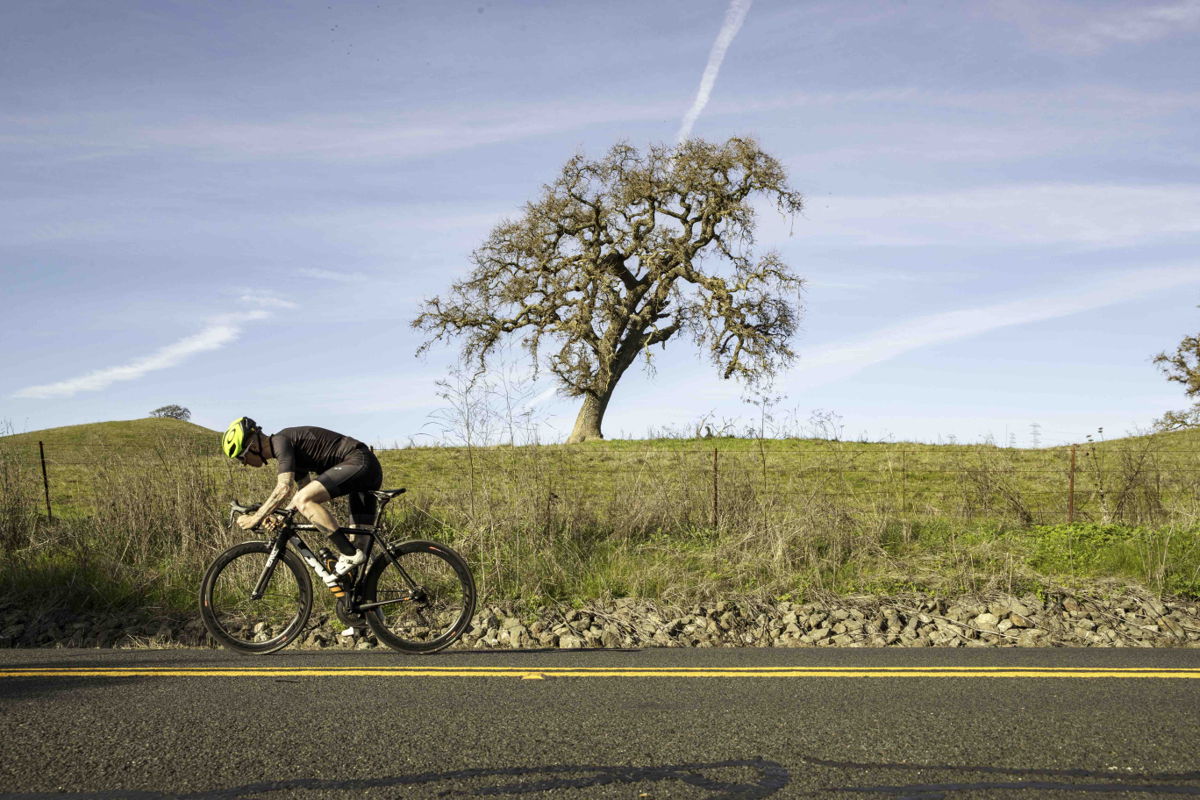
[4,589,1200,650]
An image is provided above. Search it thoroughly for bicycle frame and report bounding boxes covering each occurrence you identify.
[249,514,421,614]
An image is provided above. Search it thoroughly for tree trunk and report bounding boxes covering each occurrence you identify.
[566,391,613,443]
[567,338,643,443]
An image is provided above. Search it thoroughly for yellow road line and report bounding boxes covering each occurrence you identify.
[3,664,1198,674]
[3,667,1200,679]
[5,664,1195,672]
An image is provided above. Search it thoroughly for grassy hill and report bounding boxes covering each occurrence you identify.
[0,417,217,452]
[0,417,222,523]
[2,417,1199,614]
[2,417,1198,528]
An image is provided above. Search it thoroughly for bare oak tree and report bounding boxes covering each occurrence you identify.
[1153,327,1200,430]
[413,137,805,443]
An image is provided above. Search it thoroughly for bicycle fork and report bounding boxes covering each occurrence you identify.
[249,542,282,601]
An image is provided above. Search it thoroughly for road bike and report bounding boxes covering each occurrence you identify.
[199,488,476,655]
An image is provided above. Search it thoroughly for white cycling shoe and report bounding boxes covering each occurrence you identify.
[333,549,366,576]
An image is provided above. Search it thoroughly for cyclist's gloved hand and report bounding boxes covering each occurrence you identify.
[236,514,259,530]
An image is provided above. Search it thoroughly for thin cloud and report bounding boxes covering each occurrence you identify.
[7,84,1192,170]
[790,265,1200,388]
[12,311,270,399]
[299,268,369,283]
[238,292,298,309]
[677,0,753,143]
[1064,0,1200,52]
[762,184,1200,248]
[5,98,680,165]
[1078,0,1200,49]
[1000,0,1200,54]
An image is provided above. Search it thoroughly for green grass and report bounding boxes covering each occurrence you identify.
[0,418,220,520]
[1,417,217,451]
[3,418,1200,619]
[1019,522,1200,596]
[6,419,1200,525]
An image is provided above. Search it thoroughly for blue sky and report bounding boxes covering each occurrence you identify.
[3,0,1199,447]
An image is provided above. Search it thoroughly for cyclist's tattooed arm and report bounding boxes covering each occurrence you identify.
[237,472,297,530]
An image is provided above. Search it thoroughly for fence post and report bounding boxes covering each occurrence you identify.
[39,440,52,520]
[711,448,719,529]
[1067,444,1076,524]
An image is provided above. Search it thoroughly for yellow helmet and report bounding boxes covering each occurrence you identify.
[221,417,260,459]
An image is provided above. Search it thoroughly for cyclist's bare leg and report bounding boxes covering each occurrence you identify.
[291,480,365,567]
[290,481,338,533]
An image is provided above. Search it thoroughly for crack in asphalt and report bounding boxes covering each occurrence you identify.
[0,759,789,799]
[8,756,1200,799]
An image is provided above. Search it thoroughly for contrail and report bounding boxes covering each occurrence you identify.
[677,0,754,143]
[12,311,270,399]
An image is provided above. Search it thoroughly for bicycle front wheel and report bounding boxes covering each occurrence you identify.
[363,540,476,654]
[199,541,313,655]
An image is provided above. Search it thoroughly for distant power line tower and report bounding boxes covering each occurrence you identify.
[1029,422,1042,449]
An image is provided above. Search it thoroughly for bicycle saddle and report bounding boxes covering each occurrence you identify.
[371,488,406,501]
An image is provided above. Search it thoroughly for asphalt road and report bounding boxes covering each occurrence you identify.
[3,647,1200,799]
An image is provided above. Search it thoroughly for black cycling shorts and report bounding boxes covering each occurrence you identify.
[313,447,384,526]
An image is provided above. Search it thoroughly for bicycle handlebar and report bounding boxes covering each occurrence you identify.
[227,501,295,530]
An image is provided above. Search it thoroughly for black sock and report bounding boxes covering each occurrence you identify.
[328,529,357,556]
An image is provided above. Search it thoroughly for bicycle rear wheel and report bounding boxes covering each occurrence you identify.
[199,541,313,655]
[362,540,476,654]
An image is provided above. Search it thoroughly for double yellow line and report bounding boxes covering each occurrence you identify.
[4,665,1200,679]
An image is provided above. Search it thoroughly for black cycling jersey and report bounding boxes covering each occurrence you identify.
[270,426,367,477]
[270,426,382,526]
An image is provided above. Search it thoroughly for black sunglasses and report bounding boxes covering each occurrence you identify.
[237,437,261,464]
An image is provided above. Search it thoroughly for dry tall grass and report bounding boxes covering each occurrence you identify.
[2,430,1199,617]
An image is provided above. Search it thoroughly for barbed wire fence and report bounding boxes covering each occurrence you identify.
[5,438,1199,530]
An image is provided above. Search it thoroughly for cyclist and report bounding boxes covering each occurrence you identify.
[221,417,382,582]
